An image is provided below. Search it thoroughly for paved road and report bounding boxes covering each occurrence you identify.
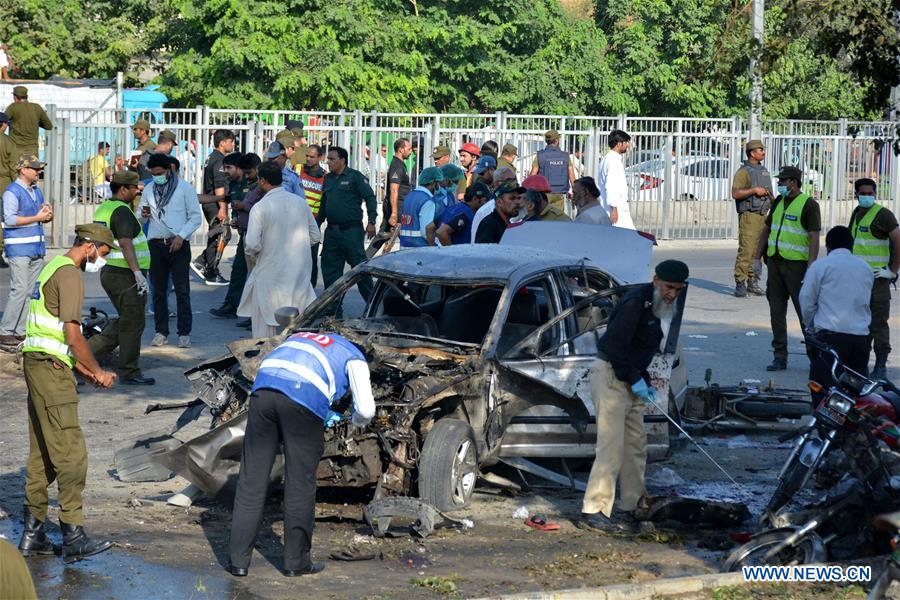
[0,238,895,598]
[655,240,898,388]
[1,239,897,387]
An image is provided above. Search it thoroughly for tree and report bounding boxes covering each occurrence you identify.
[0,0,173,84]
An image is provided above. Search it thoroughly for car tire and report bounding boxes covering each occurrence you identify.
[418,418,478,511]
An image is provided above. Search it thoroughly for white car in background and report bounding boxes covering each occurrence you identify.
[625,155,737,202]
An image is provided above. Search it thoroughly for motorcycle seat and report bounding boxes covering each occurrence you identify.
[874,510,900,532]
[881,391,900,420]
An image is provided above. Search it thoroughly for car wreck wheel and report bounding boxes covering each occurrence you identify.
[418,418,478,511]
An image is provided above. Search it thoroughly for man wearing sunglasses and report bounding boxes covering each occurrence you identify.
[0,155,52,345]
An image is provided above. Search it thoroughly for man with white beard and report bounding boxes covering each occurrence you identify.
[578,259,688,533]
[237,161,321,338]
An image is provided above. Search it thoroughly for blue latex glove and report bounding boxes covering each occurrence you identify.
[325,410,343,428]
[631,379,657,403]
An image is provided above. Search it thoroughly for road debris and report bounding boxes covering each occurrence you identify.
[647,467,685,487]
[512,506,529,519]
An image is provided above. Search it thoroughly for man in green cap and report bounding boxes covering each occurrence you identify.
[317,146,377,311]
[87,170,154,385]
[498,144,518,175]
[5,86,53,158]
[432,145,451,167]
[754,165,820,372]
[0,111,16,267]
[731,139,773,297]
[579,259,688,533]
[18,223,117,564]
[130,118,155,179]
[398,166,445,248]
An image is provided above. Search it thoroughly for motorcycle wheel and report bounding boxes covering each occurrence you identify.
[723,529,827,571]
[766,459,813,517]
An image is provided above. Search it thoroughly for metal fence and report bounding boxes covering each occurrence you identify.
[39,107,899,247]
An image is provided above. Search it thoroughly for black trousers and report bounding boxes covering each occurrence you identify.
[766,258,807,361]
[196,204,231,278]
[148,239,192,336]
[809,330,870,403]
[229,388,324,571]
[310,242,320,288]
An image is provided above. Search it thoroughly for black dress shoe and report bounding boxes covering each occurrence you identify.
[574,512,636,533]
[18,510,56,556]
[227,565,248,577]
[235,318,251,328]
[60,521,113,563]
[210,304,237,319]
[284,562,325,577]
[121,376,156,386]
[766,358,787,371]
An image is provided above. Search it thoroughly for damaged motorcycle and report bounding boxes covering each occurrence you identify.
[725,338,900,570]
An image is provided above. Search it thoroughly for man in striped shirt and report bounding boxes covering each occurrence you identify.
[300,145,326,287]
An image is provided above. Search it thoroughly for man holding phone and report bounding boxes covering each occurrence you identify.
[139,154,202,349]
[0,155,52,345]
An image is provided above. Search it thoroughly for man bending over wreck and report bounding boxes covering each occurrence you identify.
[227,331,375,577]
[578,260,689,532]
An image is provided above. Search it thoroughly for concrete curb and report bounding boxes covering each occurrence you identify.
[476,571,747,599]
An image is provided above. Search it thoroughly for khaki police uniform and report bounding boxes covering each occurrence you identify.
[850,203,899,368]
[87,172,151,381]
[22,254,89,526]
[0,127,17,255]
[0,539,38,599]
[732,151,772,288]
[5,87,53,157]
[764,190,821,363]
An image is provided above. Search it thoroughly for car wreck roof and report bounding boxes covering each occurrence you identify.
[363,245,588,280]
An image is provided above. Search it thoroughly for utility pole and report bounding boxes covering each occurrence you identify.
[749,0,764,140]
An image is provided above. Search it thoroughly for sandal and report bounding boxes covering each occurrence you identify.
[525,513,561,531]
[329,547,376,561]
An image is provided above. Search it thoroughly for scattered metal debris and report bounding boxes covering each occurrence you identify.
[634,496,751,527]
[363,497,469,538]
[682,370,811,432]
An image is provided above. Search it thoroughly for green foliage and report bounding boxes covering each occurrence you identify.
[0,0,173,84]
[0,0,897,119]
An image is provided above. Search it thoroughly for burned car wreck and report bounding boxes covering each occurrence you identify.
[119,225,687,512]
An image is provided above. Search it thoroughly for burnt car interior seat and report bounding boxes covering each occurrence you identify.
[437,287,502,344]
[497,293,543,357]
[375,287,440,337]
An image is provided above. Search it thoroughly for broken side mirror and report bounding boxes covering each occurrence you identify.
[274,306,300,328]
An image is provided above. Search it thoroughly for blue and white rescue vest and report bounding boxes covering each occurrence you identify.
[251,332,365,421]
[399,187,433,248]
[2,181,45,258]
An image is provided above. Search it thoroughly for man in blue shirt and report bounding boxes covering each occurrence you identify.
[0,155,50,344]
[398,167,445,248]
[436,182,491,246]
[227,331,374,578]
[263,141,305,199]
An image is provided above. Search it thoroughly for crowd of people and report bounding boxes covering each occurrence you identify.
[0,83,898,581]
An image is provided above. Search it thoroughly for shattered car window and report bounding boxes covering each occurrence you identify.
[497,277,562,358]
[316,275,505,346]
[563,268,614,355]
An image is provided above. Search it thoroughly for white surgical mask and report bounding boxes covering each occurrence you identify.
[858,195,876,208]
[85,247,106,273]
[152,174,169,185]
